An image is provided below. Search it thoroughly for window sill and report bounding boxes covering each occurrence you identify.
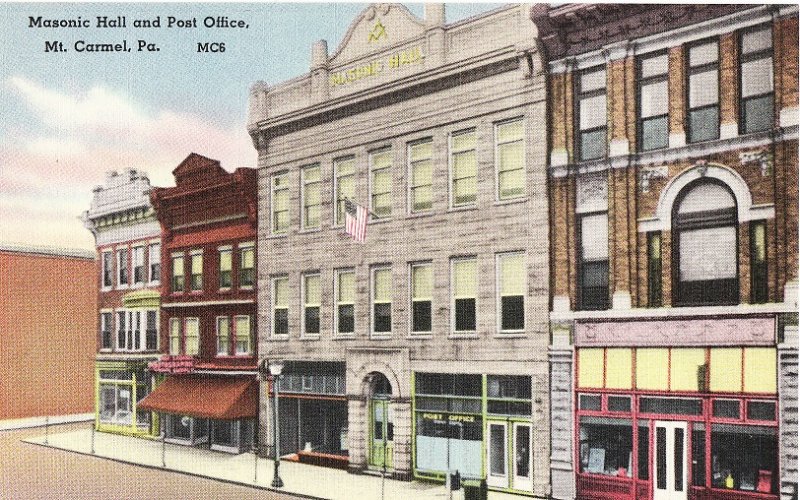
[147,281,160,287]
[332,334,356,340]
[101,287,113,292]
[448,333,479,339]
[267,336,290,342]
[370,333,392,340]
[299,335,321,341]
[298,227,322,234]
[266,233,288,239]
[448,205,478,214]
[369,217,392,225]
[240,285,255,291]
[494,332,527,339]
[407,333,433,340]
[406,210,435,220]
[218,288,231,293]
[493,197,528,207]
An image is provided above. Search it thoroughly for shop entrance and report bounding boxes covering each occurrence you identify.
[368,373,393,469]
[486,419,532,491]
[653,421,687,500]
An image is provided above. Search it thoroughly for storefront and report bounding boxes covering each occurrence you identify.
[95,361,157,436]
[575,347,779,500]
[138,374,257,454]
[412,372,534,494]
[274,362,348,468]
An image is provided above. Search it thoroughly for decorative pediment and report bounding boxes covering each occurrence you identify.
[172,153,226,186]
[329,3,425,65]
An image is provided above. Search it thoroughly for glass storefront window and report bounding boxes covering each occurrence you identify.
[99,384,133,425]
[692,425,705,487]
[171,415,192,439]
[640,397,702,416]
[579,417,633,477]
[638,422,649,480]
[710,424,777,493]
[213,420,236,447]
[415,412,482,478]
[579,394,601,411]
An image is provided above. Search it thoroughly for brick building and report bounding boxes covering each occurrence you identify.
[248,4,551,495]
[139,153,259,454]
[532,4,799,500]
[82,169,162,437]
[0,244,96,423]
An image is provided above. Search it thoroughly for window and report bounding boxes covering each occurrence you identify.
[578,417,633,477]
[410,263,432,334]
[185,318,199,355]
[336,269,355,334]
[171,253,185,293]
[234,315,251,355]
[272,172,289,234]
[217,316,230,355]
[102,251,113,288]
[638,52,669,151]
[100,312,112,350]
[132,246,145,284]
[687,39,720,142]
[169,318,181,355]
[334,157,355,225]
[740,26,774,134]
[116,311,126,350]
[577,67,607,161]
[303,273,321,335]
[273,277,288,336]
[648,232,662,307]
[370,149,392,218]
[673,180,738,306]
[750,221,767,303]
[302,165,321,229]
[496,119,525,200]
[452,258,477,333]
[498,253,525,332]
[579,213,609,310]
[99,385,133,426]
[148,243,160,283]
[113,310,156,351]
[239,243,255,288]
[190,250,203,291]
[146,310,158,351]
[450,129,477,207]
[711,424,777,493]
[117,248,129,287]
[408,140,433,212]
[219,247,232,289]
[372,266,392,335]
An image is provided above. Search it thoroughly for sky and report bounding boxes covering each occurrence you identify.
[0,2,498,251]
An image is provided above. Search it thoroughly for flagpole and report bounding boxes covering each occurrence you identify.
[344,197,380,220]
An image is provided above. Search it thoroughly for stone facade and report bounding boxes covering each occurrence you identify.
[251,4,551,496]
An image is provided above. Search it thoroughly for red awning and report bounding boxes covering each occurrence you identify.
[138,375,258,420]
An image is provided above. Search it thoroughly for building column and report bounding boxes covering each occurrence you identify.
[719,32,739,139]
[668,45,687,147]
[391,399,412,481]
[549,325,576,500]
[778,324,798,500]
[551,175,575,312]
[776,14,799,128]
[549,67,574,167]
[347,396,368,473]
[604,43,633,157]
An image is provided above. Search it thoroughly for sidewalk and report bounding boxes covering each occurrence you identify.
[23,428,523,500]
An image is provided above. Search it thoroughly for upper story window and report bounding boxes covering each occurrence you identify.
[740,25,774,134]
[577,67,607,161]
[102,251,113,289]
[687,39,720,143]
[216,316,230,355]
[408,139,433,213]
[190,250,203,291]
[272,276,289,336]
[115,309,157,352]
[171,253,185,293]
[410,262,433,334]
[372,266,392,335]
[498,253,525,332]
[450,129,477,207]
[117,248,129,287]
[750,221,768,304]
[452,257,477,333]
[303,273,321,336]
[185,317,200,355]
[334,157,355,226]
[336,269,355,335]
[370,149,392,218]
[218,246,232,289]
[673,180,738,306]
[638,52,669,151]
[496,119,525,200]
[169,318,181,355]
[578,212,609,310]
[148,243,161,284]
[239,243,255,289]
[301,165,321,230]
[132,246,145,285]
[271,172,289,234]
[234,315,251,355]
[100,312,112,350]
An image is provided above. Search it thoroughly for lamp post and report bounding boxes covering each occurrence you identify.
[269,360,284,488]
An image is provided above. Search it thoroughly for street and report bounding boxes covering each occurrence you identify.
[0,423,300,500]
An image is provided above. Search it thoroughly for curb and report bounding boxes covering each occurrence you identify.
[23,439,325,500]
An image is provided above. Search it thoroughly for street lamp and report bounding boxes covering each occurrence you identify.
[269,360,285,488]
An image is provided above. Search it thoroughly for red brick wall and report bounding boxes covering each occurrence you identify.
[0,251,96,419]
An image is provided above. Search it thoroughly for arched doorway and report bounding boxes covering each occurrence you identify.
[367,372,394,469]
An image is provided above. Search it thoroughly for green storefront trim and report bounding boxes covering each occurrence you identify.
[95,360,160,438]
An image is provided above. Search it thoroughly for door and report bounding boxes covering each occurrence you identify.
[653,421,688,500]
[486,421,508,488]
[512,422,533,491]
[369,399,393,468]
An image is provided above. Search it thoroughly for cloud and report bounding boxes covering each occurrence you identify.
[2,76,256,250]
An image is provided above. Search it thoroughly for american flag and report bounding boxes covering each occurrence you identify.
[344,198,368,243]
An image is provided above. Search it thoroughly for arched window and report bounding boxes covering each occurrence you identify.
[672,179,739,306]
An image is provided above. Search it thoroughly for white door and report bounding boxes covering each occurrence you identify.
[486,421,507,488]
[653,421,688,500]
[512,422,533,491]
